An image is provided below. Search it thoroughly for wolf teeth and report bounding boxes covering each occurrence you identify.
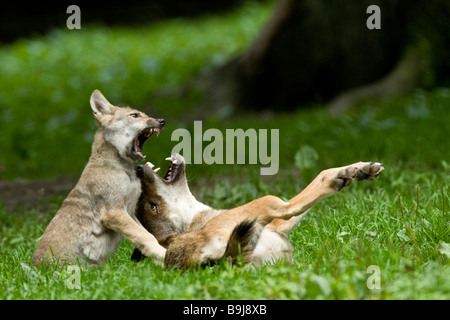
[154,167,160,173]
[145,162,155,168]
[165,156,178,164]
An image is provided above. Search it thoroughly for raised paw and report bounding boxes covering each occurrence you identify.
[331,162,385,191]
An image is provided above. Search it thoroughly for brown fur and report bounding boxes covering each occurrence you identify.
[133,154,384,269]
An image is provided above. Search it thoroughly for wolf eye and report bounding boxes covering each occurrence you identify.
[129,113,140,118]
[149,202,158,213]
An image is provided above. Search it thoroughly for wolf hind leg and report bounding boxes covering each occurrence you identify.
[267,162,384,233]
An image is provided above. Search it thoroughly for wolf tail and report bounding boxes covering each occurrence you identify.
[223,219,264,264]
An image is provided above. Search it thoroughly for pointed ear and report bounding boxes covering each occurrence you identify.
[90,90,115,116]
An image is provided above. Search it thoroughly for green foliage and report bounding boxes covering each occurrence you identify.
[0,1,449,300]
[294,145,319,182]
[0,1,271,179]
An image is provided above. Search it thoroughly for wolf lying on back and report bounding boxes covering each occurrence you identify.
[131,154,384,269]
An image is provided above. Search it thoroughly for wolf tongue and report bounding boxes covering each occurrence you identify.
[134,138,142,156]
[132,136,146,161]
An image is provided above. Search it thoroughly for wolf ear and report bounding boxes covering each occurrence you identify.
[90,90,115,117]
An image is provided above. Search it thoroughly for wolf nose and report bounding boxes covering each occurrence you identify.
[135,165,144,176]
[157,119,165,126]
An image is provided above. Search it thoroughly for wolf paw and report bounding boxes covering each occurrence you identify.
[331,162,384,191]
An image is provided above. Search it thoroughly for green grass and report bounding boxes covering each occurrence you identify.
[1,89,450,299]
[0,0,449,300]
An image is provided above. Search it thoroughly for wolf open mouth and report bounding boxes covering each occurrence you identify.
[145,154,183,183]
[132,127,160,161]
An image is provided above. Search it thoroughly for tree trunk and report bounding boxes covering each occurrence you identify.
[196,0,449,115]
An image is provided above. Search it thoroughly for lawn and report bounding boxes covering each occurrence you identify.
[0,1,449,300]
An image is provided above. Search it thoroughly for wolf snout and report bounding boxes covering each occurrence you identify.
[171,153,185,165]
[146,118,165,128]
[135,165,144,176]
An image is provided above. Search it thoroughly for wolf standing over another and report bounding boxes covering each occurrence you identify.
[32,90,166,266]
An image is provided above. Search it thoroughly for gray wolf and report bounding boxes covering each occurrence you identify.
[32,90,166,267]
[131,153,384,269]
